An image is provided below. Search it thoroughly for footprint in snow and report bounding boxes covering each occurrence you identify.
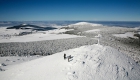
[82,61,86,66]
[67,71,78,80]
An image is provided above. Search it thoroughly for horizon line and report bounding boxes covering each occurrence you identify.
[0,20,140,22]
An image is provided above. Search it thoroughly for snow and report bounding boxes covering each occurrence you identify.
[85,29,101,33]
[0,27,81,43]
[0,56,42,66]
[21,24,27,25]
[46,29,74,34]
[71,22,102,26]
[0,22,140,80]
[0,27,32,35]
[52,25,67,28]
[2,33,80,42]
[0,44,140,80]
[68,22,103,28]
[113,32,138,38]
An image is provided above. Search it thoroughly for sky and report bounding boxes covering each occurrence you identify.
[0,0,140,21]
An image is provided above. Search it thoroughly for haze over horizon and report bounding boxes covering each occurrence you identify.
[0,0,140,21]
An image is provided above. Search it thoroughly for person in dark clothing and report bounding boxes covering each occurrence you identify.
[64,54,66,60]
[68,55,71,62]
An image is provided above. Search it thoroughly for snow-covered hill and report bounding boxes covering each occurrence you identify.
[7,24,57,31]
[0,27,81,43]
[70,22,102,26]
[0,44,140,80]
[68,22,103,29]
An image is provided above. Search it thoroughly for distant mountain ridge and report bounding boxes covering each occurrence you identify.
[7,24,57,31]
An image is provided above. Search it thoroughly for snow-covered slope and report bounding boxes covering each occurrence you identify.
[0,27,81,43]
[0,27,32,36]
[113,32,139,38]
[0,44,140,80]
[85,29,101,33]
[70,22,102,26]
[68,22,103,28]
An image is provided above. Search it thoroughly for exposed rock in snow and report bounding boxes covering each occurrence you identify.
[1,63,7,66]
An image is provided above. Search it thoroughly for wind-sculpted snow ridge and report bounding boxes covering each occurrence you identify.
[0,44,140,80]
